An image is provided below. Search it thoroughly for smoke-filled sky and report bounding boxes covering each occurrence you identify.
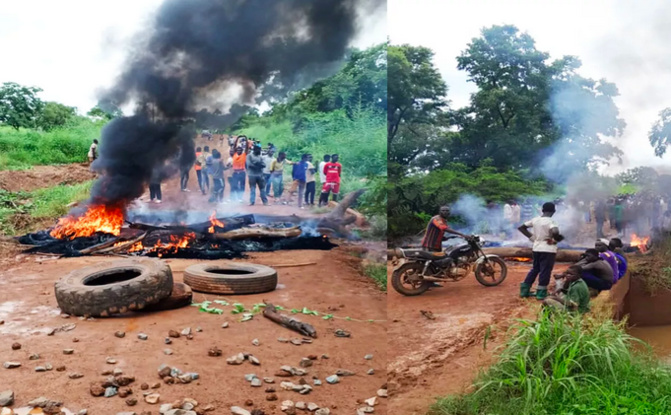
[0,0,385,114]
[389,0,671,174]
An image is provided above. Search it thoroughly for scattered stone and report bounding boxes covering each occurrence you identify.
[151,382,161,389]
[299,358,312,368]
[252,339,260,346]
[3,362,20,369]
[63,349,75,355]
[36,366,47,372]
[181,401,195,411]
[90,383,105,397]
[280,400,295,414]
[202,404,215,412]
[367,369,375,375]
[138,333,148,341]
[160,403,173,413]
[307,403,319,411]
[365,397,378,406]
[208,347,222,357]
[118,387,133,398]
[265,387,276,393]
[114,368,124,376]
[301,338,313,344]
[168,330,180,338]
[68,372,84,379]
[230,407,251,415]
[11,343,21,350]
[116,412,136,415]
[45,363,53,371]
[325,375,339,384]
[116,375,136,386]
[364,354,373,360]
[376,388,387,398]
[0,390,14,406]
[321,354,329,360]
[181,327,191,336]
[165,337,173,344]
[106,357,117,364]
[334,329,350,338]
[78,410,88,415]
[73,338,80,342]
[248,355,260,365]
[226,353,245,365]
[186,334,194,340]
[196,327,202,332]
[307,355,318,360]
[164,377,175,385]
[221,322,229,329]
[47,328,56,336]
[126,397,138,406]
[56,365,66,372]
[145,393,160,404]
[164,349,174,355]
[245,400,253,407]
[263,377,275,384]
[313,379,322,386]
[101,369,113,375]
[278,337,289,343]
[28,353,40,360]
[290,339,302,346]
[314,409,330,415]
[244,374,257,382]
[105,387,118,398]
[296,402,306,410]
[115,331,126,338]
[357,407,374,415]
[251,378,262,387]
[158,366,172,378]
[141,383,149,390]
[335,369,355,376]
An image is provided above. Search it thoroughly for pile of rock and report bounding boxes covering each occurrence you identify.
[157,364,200,385]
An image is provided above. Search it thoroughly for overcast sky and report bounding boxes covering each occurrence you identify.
[389,0,671,174]
[0,0,385,115]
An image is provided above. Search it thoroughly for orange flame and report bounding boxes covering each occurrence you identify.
[208,211,225,233]
[507,257,532,262]
[50,204,124,239]
[630,233,650,253]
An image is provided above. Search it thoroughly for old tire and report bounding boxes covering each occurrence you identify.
[143,283,192,312]
[184,262,277,295]
[54,259,173,317]
[474,256,508,287]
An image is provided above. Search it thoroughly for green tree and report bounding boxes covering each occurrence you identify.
[648,107,671,157]
[38,102,77,130]
[87,100,122,121]
[387,44,448,166]
[454,25,624,172]
[0,82,44,130]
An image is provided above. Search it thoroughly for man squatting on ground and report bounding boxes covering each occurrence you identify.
[518,202,565,300]
[543,265,591,314]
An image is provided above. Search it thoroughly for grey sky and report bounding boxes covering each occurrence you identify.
[389,0,671,173]
[0,0,385,115]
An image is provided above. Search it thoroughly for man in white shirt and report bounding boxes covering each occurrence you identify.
[88,139,99,164]
[262,148,275,198]
[503,201,513,237]
[304,154,316,206]
[517,202,564,300]
[318,154,330,185]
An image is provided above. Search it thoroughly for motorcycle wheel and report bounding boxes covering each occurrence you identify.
[391,262,431,296]
[474,256,508,286]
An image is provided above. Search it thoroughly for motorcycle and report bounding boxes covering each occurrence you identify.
[391,235,507,296]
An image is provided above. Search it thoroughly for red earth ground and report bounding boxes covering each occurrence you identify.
[0,248,386,414]
[0,164,96,193]
[386,260,568,415]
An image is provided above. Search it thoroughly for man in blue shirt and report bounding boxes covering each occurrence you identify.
[290,154,309,209]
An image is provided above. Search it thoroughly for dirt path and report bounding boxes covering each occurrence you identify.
[0,163,96,193]
[0,248,386,414]
[386,261,567,415]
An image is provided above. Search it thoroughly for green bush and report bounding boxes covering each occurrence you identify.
[431,311,671,415]
[0,117,103,170]
[364,263,387,291]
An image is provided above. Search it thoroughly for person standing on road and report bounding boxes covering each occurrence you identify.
[246,144,268,206]
[319,154,342,206]
[517,202,564,300]
[88,139,99,164]
[208,149,226,203]
[200,146,211,195]
[231,146,248,202]
[149,166,163,204]
[289,154,309,209]
[269,152,287,204]
[318,154,330,186]
[180,148,193,192]
[595,200,607,239]
[262,147,275,198]
[194,147,206,195]
[305,154,316,206]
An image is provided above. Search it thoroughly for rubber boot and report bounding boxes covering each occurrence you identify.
[535,288,548,300]
[519,282,532,298]
[332,194,338,202]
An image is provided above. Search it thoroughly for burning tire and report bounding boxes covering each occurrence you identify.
[143,282,193,312]
[183,262,277,295]
[54,259,173,317]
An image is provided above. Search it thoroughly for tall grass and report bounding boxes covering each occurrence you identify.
[363,263,387,291]
[431,310,671,415]
[0,181,93,235]
[0,117,103,170]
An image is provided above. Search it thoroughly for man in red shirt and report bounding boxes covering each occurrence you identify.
[422,205,471,251]
[319,153,342,206]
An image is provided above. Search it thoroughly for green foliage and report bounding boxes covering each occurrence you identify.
[0,117,103,170]
[87,102,123,121]
[0,181,93,235]
[430,311,671,415]
[37,102,77,131]
[388,164,548,238]
[363,263,387,291]
[649,107,671,157]
[0,82,45,130]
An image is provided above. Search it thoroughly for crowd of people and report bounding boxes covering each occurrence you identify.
[517,201,629,315]
[146,134,343,208]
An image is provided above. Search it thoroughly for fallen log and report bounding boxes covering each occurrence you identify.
[212,226,302,240]
[263,302,317,338]
[78,237,121,255]
[316,189,366,235]
[482,247,584,263]
[95,232,148,254]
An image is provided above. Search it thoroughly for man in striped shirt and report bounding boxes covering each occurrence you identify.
[422,206,472,251]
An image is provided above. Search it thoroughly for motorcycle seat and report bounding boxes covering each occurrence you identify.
[401,248,447,260]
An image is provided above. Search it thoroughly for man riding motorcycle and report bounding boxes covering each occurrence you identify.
[421,205,475,286]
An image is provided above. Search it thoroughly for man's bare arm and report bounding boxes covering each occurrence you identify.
[518,224,532,239]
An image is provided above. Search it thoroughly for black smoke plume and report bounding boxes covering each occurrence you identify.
[90,0,381,207]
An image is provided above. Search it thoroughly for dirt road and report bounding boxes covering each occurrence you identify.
[0,248,386,414]
[386,261,567,415]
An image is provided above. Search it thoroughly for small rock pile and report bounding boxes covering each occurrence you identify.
[158,364,200,385]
